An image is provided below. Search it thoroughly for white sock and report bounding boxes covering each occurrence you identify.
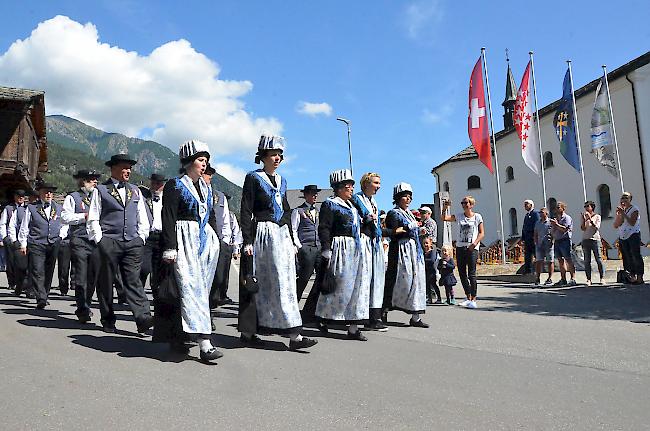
[290,334,303,342]
[411,313,421,322]
[349,324,358,334]
[199,339,214,352]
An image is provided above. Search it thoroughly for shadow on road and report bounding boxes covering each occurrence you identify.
[480,284,650,323]
[69,334,186,362]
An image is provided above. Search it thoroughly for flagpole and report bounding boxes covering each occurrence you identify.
[567,60,588,202]
[529,51,547,204]
[602,65,625,193]
[481,47,507,265]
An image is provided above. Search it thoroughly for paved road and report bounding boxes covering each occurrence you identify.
[1,264,649,430]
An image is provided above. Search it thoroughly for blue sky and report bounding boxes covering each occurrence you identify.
[1,0,649,210]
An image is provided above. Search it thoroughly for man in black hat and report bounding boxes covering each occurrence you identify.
[0,189,26,291]
[86,154,153,333]
[62,169,101,322]
[16,183,68,309]
[139,173,167,298]
[291,185,322,301]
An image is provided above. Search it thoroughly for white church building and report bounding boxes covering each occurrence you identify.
[432,51,650,258]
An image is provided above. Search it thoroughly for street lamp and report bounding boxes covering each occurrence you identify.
[336,117,353,175]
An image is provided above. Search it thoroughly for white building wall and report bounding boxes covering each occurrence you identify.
[436,68,650,252]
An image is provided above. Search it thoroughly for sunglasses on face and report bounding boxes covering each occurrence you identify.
[461,201,469,205]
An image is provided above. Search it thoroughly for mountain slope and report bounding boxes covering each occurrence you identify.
[45,115,242,214]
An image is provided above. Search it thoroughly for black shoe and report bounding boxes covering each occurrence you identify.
[222,296,235,305]
[117,297,127,305]
[137,316,154,334]
[170,342,190,354]
[60,288,69,296]
[26,292,35,299]
[288,337,318,351]
[347,330,368,341]
[365,321,388,332]
[78,314,92,324]
[211,320,216,331]
[199,347,224,362]
[317,321,329,334]
[35,301,46,310]
[102,325,116,333]
[240,334,265,346]
[409,318,429,328]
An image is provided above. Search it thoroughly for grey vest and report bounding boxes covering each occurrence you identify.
[69,191,92,240]
[96,181,140,241]
[26,202,63,245]
[296,204,320,246]
[11,206,26,240]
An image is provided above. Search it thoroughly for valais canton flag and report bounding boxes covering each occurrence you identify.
[514,61,541,176]
[468,57,493,173]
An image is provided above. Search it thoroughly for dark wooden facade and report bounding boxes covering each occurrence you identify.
[0,86,47,201]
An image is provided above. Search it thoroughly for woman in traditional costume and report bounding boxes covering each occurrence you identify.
[156,140,222,363]
[351,172,388,332]
[382,182,429,328]
[315,169,371,341]
[238,135,317,351]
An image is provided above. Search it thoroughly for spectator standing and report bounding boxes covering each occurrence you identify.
[550,201,576,286]
[533,208,554,286]
[580,200,604,285]
[613,192,644,284]
[521,199,539,274]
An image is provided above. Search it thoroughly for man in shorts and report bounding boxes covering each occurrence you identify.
[550,201,576,286]
[533,207,554,286]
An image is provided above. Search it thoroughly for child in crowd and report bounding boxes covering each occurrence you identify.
[437,245,457,305]
[423,237,442,304]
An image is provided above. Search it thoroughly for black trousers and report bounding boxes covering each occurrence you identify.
[140,232,162,299]
[57,241,72,291]
[28,241,61,304]
[523,239,535,274]
[211,240,233,306]
[3,237,16,287]
[11,241,29,294]
[456,246,478,298]
[97,237,151,328]
[620,233,644,278]
[296,244,320,300]
[71,237,100,318]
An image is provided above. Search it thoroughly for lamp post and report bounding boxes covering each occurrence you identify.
[336,117,353,175]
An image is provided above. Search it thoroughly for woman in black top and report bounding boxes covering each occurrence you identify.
[155,140,222,363]
[238,135,317,351]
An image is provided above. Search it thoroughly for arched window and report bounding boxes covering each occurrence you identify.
[544,151,554,169]
[467,175,481,190]
[506,166,514,182]
[547,197,557,219]
[598,184,612,218]
[509,208,518,236]
[443,181,450,192]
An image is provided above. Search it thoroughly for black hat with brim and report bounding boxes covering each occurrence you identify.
[36,183,57,192]
[149,173,167,182]
[13,189,26,197]
[204,165,216,175]
[300,184,322,194]
[73,169,101,179]
[105,154,137,167]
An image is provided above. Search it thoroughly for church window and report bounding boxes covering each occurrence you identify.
[467,175,481,190]
[543,152,554,169]
[598,184,612,219]
[506,166,514,182]
[509,208,518,236]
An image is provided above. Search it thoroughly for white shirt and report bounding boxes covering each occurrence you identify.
[61,193,89,226]
[7,206,26,243]
[229,211,243,254]
[455,212,483,250]
[0,205,15,239]
[18,202,69,249]
[86,179,150,243]
[151,191,163,232]
[213,190,232,243]
[618,204,641,240]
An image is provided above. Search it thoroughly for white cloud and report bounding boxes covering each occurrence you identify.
[404,0,443,40]
[422,104,453,125]
[213,162,247,186]
[0,15,281,157]
[296,101,333,117]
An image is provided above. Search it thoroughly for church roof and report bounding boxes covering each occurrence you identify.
[431,50,650,175]
[502,61,518,106]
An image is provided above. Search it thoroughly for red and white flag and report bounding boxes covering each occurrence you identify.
[515,61,541,175]
[468,57,493,173]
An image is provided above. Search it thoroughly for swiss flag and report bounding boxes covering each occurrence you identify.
[468,57,493,173]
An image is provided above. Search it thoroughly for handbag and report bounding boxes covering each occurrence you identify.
[241,254,259,294]
[315,258,336,295]
[157,262,180,303]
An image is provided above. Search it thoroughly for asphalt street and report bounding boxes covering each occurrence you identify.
[1,263,649,431]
